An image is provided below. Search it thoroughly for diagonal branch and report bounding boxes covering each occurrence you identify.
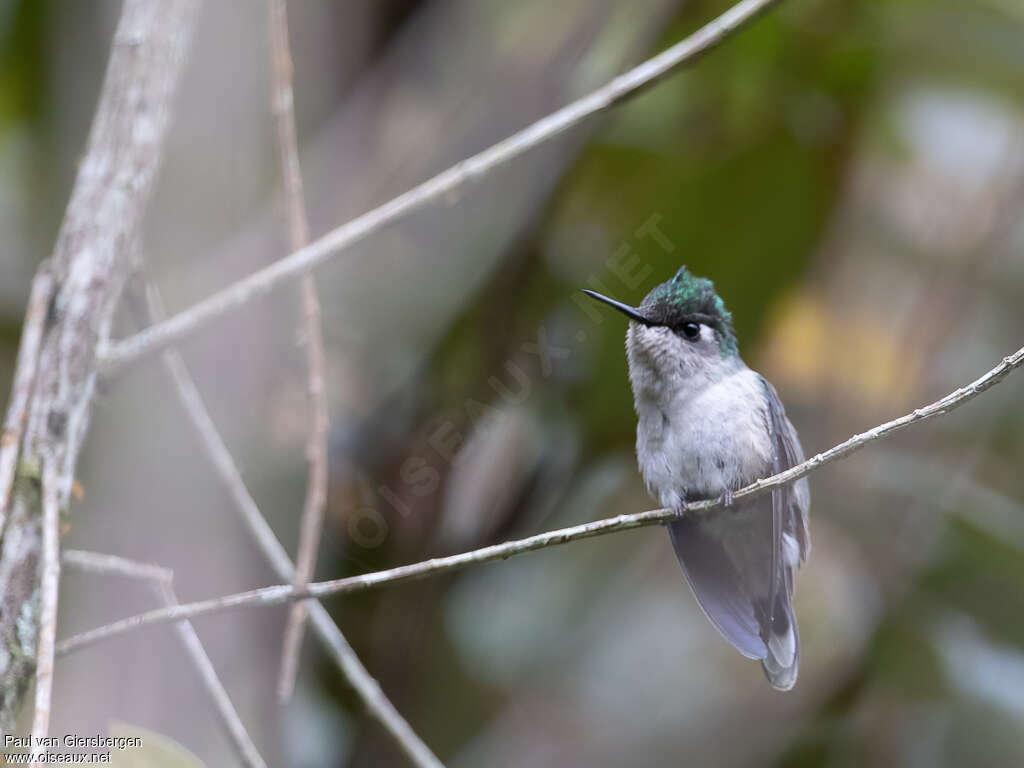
[99,0,785,371]
[62,550,267,768]
[265,0,331,704]
[130,278,442,767]
[55,344,1024,654]
[158,580,268,768]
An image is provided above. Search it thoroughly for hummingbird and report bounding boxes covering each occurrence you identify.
[583,265,810,690]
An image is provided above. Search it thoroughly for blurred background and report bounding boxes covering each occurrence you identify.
[1,0,1023,765]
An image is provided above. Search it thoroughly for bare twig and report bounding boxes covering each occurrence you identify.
[100,0,784,371]
[29,458,60,763]
[56,344,1024,653]
[63,550,267,768]
[266,0,331,703]
[0,0,201,729]
[159,581,268,768]
[23,0,201,506]
[133,279,441,767]
[63,549,172,583]
[0,265,53,530]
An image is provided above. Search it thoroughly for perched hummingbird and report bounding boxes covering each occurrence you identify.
[584,265,810,690]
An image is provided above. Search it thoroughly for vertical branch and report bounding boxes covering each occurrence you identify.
[29,457,59,763]
[0,0,202,732]
[265,0,331,702]
[0,265,53,529]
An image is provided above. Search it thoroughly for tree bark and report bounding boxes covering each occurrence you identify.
[0,0,202,734]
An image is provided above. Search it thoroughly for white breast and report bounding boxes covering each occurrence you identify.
[634,367,773,509]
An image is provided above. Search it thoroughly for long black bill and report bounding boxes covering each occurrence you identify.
[581,289,650,325]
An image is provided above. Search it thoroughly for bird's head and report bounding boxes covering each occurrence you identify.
[583,265,739,391]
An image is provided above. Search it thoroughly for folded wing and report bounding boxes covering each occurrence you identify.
[667,377,810,690]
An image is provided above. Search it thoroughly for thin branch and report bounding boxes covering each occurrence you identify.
[266,0,331,704]
[62,549,172,583]
[63,550,267,768]
[0,265,53,530]
[56,343,1024,654]
[267,0,311,252]
[100,0,784,371]
[131,279,442,768]
[30,457,60,762]
[159,581,268,768]
[170,583,270,767]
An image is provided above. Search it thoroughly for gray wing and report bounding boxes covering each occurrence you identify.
[762,377,811,566]
[666,378,810,690]
[759,377,810,689]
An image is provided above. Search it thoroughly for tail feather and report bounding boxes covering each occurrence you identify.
[760,574,799,690]
[668,493,802,691]
[667,515,767,660]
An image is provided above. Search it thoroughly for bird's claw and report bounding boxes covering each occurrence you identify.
[717,489,734,508]
[673,500,688,520]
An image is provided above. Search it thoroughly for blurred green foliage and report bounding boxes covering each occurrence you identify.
[537,0,877,448]
[927,520,1024,651]
[0,0,46,126]
[417,0,1024,764]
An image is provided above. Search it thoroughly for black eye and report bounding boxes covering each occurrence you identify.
[681,322,701,341]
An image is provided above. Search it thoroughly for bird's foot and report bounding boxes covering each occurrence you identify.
[716,488,735,509]
[673,500,688,520]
